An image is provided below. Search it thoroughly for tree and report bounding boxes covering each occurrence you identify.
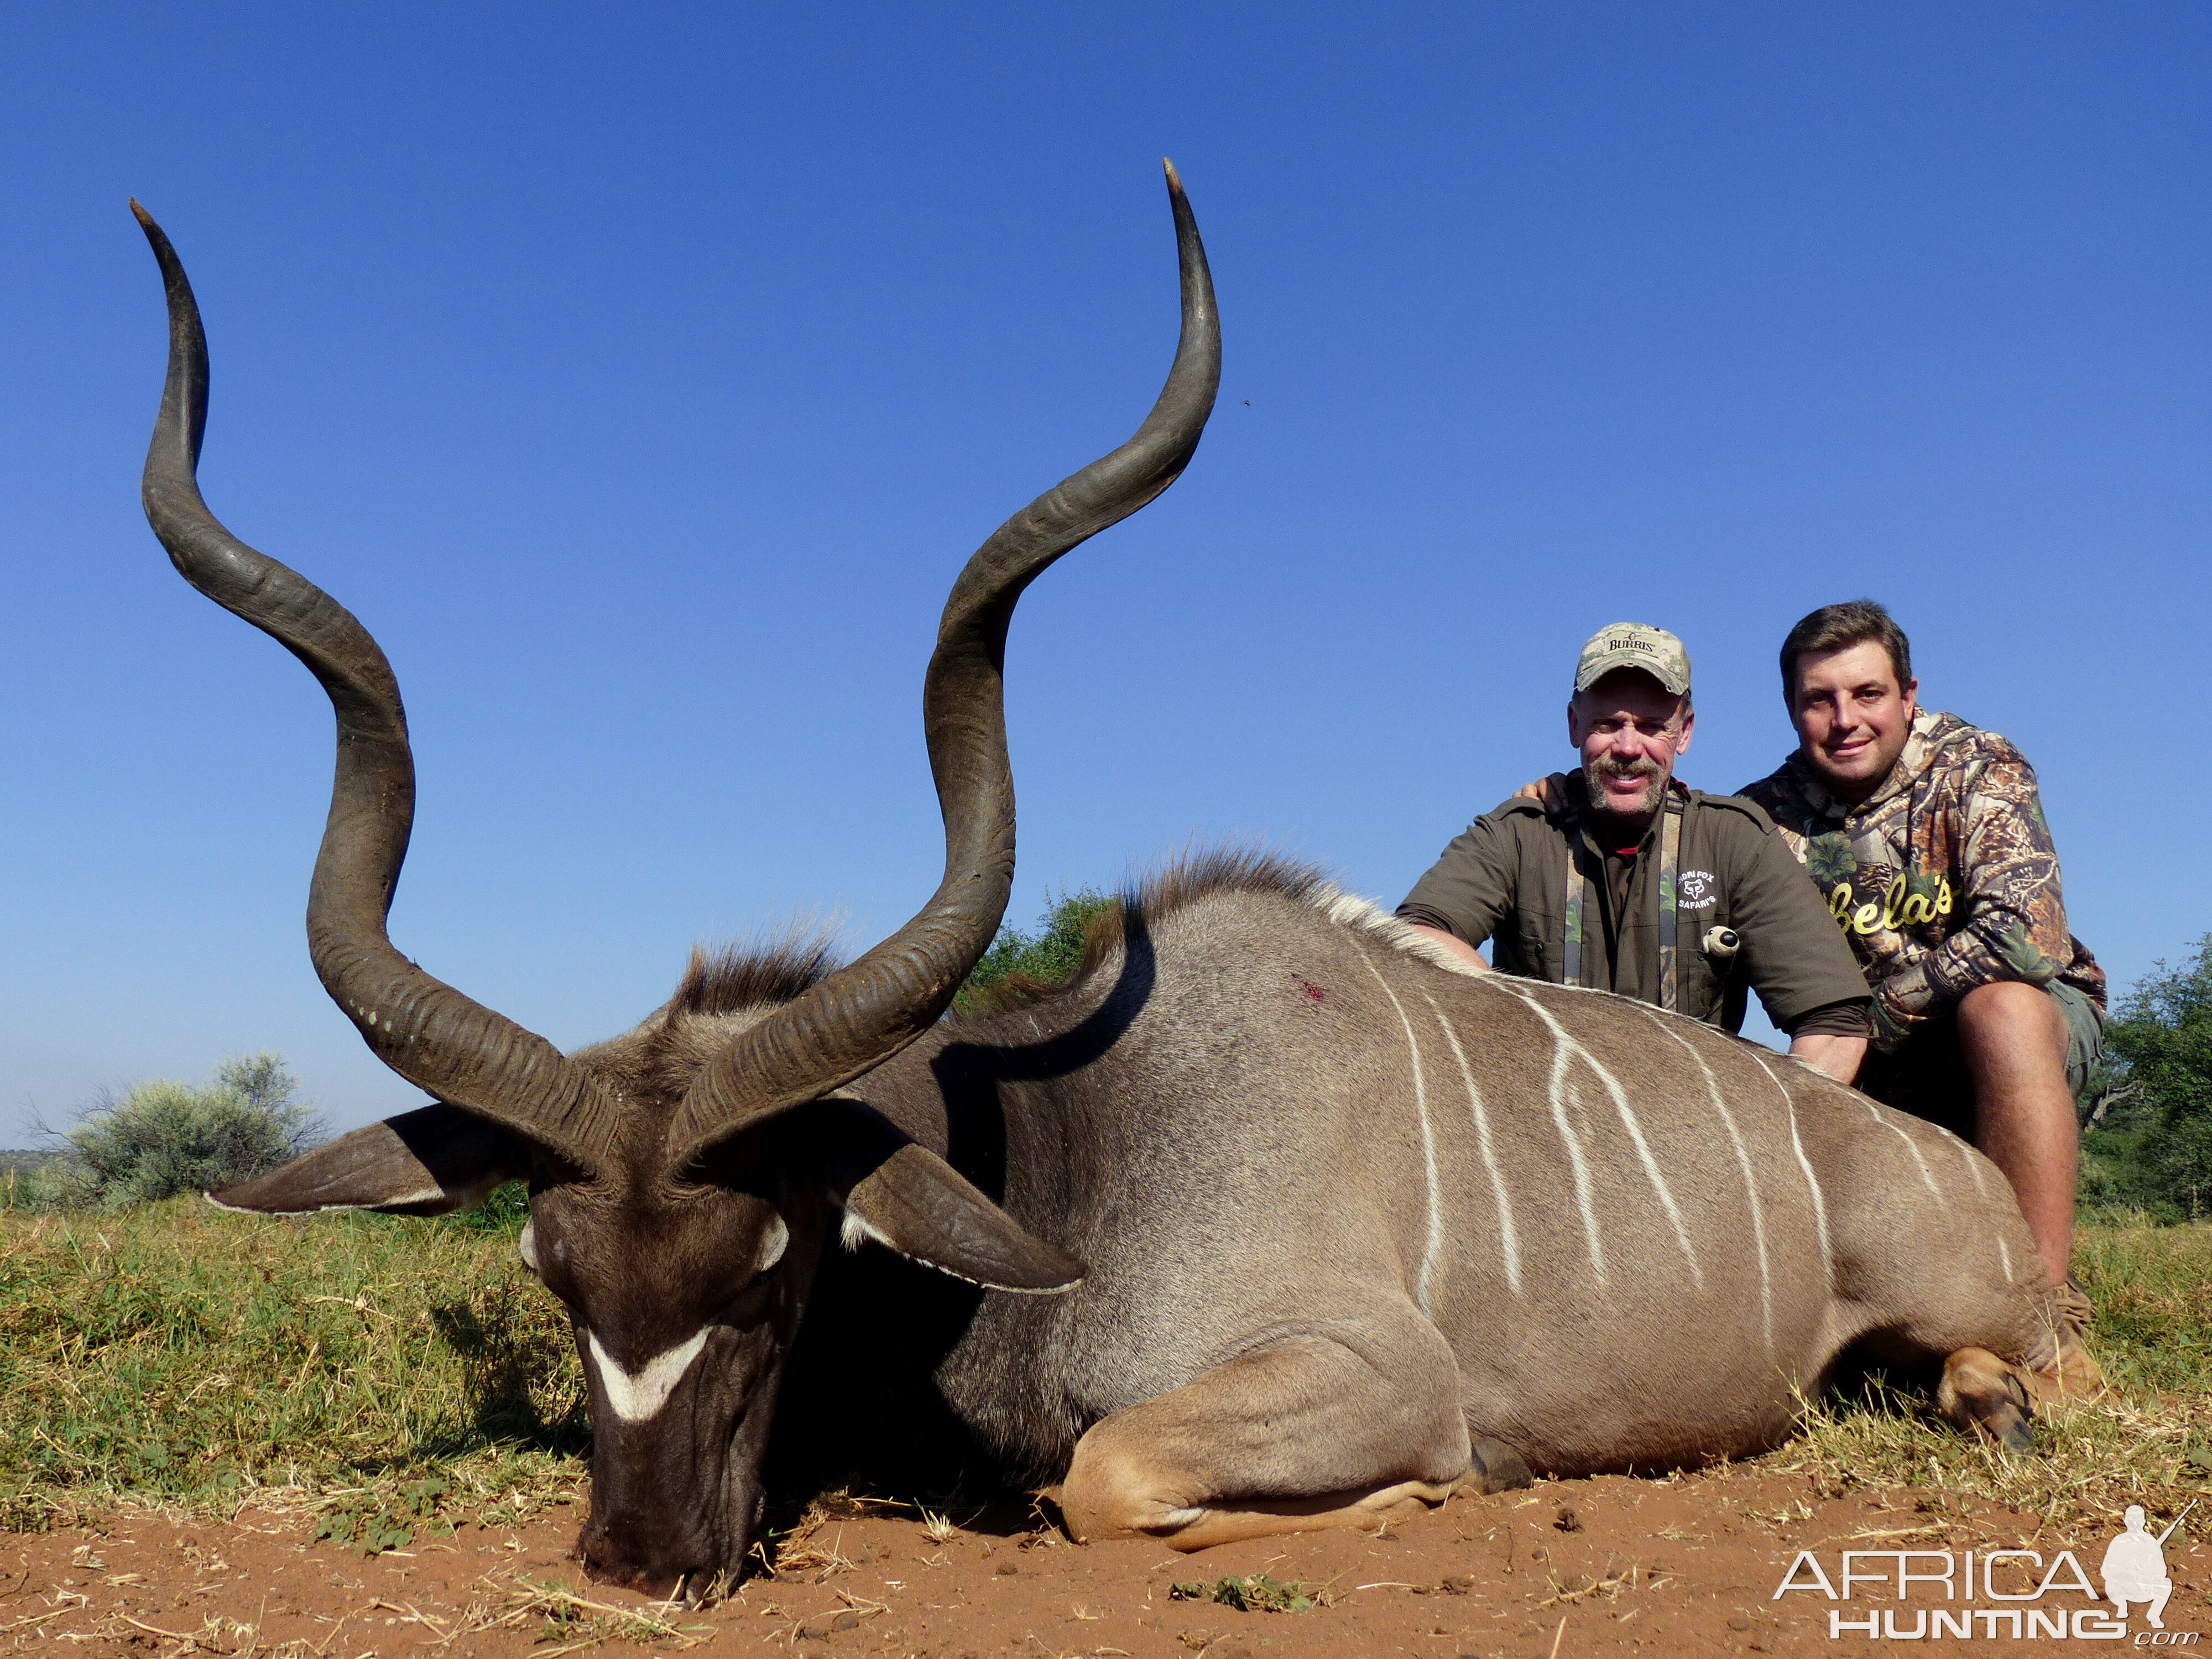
[956,888,1119,1013]
[2081,937,2212,1219]
[54,1053,325,1209]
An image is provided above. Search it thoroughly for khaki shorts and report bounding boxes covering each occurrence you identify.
[1858,980,2106,1139]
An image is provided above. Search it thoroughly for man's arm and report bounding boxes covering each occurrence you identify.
[1869,745,2077,1046]
[1394,811,1524,964]
[1719,810,1876,1074]
[1402,922,1490,972]
[1788,1026,1867,1086]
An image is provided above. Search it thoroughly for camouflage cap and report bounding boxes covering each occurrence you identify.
[1574,622,1691,696]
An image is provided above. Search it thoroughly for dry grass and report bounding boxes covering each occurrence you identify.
[1762,1216,2212,1535]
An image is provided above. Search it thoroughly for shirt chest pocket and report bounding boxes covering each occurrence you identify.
[1509,910,1561,979]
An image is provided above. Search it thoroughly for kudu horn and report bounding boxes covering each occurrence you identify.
[132,200,621,1175]
[662,160,1222,1172]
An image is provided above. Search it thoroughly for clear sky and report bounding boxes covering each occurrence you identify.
[3,4,2206,1141]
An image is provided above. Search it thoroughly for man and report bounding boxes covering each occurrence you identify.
[1396,623,1873,1082]
[1741,600,2105,1295]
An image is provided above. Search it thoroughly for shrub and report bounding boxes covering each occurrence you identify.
[2081,937,2212,1219]
[956,887,1117,1011]
[53,1053,324,1209]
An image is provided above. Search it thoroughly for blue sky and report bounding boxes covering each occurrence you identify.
[3,4,2206,1140]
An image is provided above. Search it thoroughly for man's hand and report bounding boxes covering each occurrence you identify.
[1790,1032,1866,1087]
[1513,777,1553,807]
[1405,922,1489,973]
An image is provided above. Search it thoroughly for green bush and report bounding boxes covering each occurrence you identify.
[52,1053,323,1209]
[956,887,1118,1012]
[2081,936,2212,1219]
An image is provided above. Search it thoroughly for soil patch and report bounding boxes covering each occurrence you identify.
[4,1466,2200,1656]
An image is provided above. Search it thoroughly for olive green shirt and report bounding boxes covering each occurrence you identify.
[1397,773,1871,1035]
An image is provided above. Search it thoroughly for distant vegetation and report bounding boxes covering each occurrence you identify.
[955,887,1118,1013]
[2082,936,2212,1222]
[11,1054,322,1212]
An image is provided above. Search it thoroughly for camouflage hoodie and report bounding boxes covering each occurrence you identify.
[1739,710,2104,1051]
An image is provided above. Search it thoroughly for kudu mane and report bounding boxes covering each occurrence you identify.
[949,848,1324,1016]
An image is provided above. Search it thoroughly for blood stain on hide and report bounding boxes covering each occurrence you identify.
[1291,974,1327,1002]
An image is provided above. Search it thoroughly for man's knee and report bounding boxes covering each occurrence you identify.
[1957,980,2068,1058]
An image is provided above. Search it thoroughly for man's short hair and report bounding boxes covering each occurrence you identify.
[1779,599,1913,703]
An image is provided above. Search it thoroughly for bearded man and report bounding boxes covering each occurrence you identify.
[1741,600,2105,1296]
[1396,623,1872,1084]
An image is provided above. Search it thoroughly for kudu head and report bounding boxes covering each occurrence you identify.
[132,170,1219,1590]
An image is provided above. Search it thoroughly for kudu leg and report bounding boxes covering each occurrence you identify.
[1057,1331,1513,1551]
[1936,1348,2036,1454]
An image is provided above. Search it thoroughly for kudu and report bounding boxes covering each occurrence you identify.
[137,174,2090,1592]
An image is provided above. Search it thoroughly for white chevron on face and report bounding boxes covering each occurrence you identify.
[587,1328,711,1424]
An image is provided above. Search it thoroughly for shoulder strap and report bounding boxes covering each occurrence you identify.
[1565,795,1686,1006]
[1563,825,1588,989]
[1657,799,1683,1012]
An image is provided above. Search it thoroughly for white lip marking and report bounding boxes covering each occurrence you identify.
[518,1219,539,1272]
[587,1328,710,1423]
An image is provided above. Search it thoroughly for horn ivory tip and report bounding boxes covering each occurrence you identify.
[1161,157,1184,195]
[129,198,155,228]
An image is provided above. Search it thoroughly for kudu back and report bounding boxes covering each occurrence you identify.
[135,175,2086,1589]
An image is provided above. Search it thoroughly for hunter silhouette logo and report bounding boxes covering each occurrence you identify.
[2105,1502,2193,1630]
[1772,1499,2198,1641]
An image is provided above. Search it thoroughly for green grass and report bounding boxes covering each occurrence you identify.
[0,1190,583,1532]
[1767,1215,2212,1533]
[2,1203,2210,1540]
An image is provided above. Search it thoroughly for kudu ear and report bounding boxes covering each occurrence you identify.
[207,1104,531,1217]
[801,1108,1083,1294]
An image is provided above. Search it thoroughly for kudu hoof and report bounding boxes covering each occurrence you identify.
[1469,1438,1533,1494]
[1937,1348,2037,1455]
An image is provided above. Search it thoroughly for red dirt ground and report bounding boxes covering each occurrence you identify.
[3,1468,2200,1657]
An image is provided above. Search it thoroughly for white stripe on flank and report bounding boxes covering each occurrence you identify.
[1856,1097,1942,1196]
[1352,944,1443,1314]
[586,1328,711,1424]
[1646,1013,1770,1347]
[1956,1140,1991,1199]
[1750,1050,1832,1286]
[1489,982,1605,1284]
[1503,984,1700,1288]
[1997,1237,2015,1282]
[1422,992,1524,1298]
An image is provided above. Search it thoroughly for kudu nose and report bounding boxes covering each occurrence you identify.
[576,1507,730,1595]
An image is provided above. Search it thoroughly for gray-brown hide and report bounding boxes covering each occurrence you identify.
[844,861,2072,1520]
[135,174,2077,1593]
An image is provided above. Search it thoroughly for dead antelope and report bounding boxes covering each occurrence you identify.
[136,172,2090,1592]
